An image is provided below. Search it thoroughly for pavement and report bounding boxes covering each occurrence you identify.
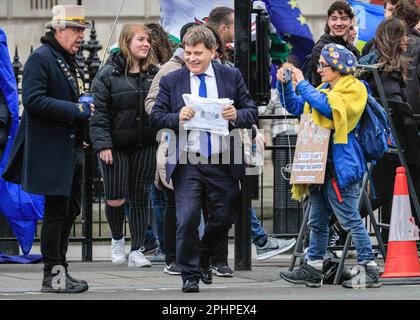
[1,243,420,302]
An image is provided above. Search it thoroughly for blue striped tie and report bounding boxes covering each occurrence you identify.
[197,73,211,157]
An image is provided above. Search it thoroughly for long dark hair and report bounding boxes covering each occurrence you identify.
[393,0,420,29]
[375,18,410,78]
[145,22,173,65]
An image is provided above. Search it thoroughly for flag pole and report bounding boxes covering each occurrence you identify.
[99,0,126,69]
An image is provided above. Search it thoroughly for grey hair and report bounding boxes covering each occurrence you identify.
[182,25,217,50]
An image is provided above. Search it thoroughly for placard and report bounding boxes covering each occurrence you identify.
[290,114,331,184]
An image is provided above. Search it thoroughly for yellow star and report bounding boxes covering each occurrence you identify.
[288,0,299,10]
[329,47,335,52]
[352,67,356,72]
[329,52,335,57]
[346,67,350,73]
[338,64,344,70]
[333,59,338,64]
[287,42,294,50]
[297,14,307,26]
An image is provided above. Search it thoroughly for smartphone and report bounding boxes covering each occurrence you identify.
[284,68,292,82]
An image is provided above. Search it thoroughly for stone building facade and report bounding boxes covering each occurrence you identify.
[0,0,371,64]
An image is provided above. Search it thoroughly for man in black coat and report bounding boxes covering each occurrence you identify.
[2,5,92,293]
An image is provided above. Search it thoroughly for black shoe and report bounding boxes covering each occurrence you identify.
[182,278,199,293]
[164,262,181,275]
[140,239,159,255]
[200,267,213,285]
[212,263,233,277]
[342,264,383,289]
[41,270,89,293]
[280,263,323,288]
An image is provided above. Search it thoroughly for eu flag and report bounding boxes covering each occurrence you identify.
[0,28,44,256]
[262,0,315,65]
[348,0,384,52]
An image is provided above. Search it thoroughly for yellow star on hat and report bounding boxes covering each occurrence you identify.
[338,64,344,70]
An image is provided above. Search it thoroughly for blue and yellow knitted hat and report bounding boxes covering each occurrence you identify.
[321,43,357,75]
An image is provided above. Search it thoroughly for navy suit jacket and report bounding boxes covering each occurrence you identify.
[150,62,258,182]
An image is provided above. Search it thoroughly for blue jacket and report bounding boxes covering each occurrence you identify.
[277,80,366,188]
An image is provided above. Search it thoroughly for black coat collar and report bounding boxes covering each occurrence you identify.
[46,44,82,97]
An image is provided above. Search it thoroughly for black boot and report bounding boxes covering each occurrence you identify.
[64,264,88,285]
[41,266,89,293]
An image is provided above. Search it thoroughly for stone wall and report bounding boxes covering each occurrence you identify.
[1,0,160,63]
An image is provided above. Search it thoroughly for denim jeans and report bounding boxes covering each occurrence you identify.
[307,178,375,264]
[148,184,167,253]
[251,208,268,246]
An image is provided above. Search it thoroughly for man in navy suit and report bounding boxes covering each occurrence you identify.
[151,26,258,293]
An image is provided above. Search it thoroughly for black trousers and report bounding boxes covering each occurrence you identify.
[203,203,229,265]
[163,188,176,265]
[41,147,83,271]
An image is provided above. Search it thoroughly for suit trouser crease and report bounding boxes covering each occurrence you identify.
[172,162,239,281]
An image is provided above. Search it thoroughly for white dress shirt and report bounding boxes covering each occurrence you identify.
[186,63,227,154]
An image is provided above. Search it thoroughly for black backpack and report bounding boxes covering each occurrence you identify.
[322,252,353,285]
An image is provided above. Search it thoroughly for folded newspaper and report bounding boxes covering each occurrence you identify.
[182,94,233,136]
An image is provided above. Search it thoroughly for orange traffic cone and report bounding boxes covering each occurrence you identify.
[381,167,420,281]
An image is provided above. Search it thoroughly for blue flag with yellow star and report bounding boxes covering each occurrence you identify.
[348,0,384,52]
[262,0,314,65]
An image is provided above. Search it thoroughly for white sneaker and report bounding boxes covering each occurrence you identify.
[111,238,126,265]
[128,250,152,268]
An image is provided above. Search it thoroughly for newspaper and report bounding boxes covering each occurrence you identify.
[182,94,232,136]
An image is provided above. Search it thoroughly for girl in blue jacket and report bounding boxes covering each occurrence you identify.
[278,43,381,289]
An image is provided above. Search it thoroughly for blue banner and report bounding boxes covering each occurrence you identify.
[262,0,315,65]
[0,28,44,256]
[348,0,384,51]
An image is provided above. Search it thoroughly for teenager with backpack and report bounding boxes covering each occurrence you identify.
[277,43,381,289]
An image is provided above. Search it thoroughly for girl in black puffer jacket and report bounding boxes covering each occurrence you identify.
[90,24,158,268]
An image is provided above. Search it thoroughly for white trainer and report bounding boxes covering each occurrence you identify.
[128,250,152,268]
[111,238,126,265]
